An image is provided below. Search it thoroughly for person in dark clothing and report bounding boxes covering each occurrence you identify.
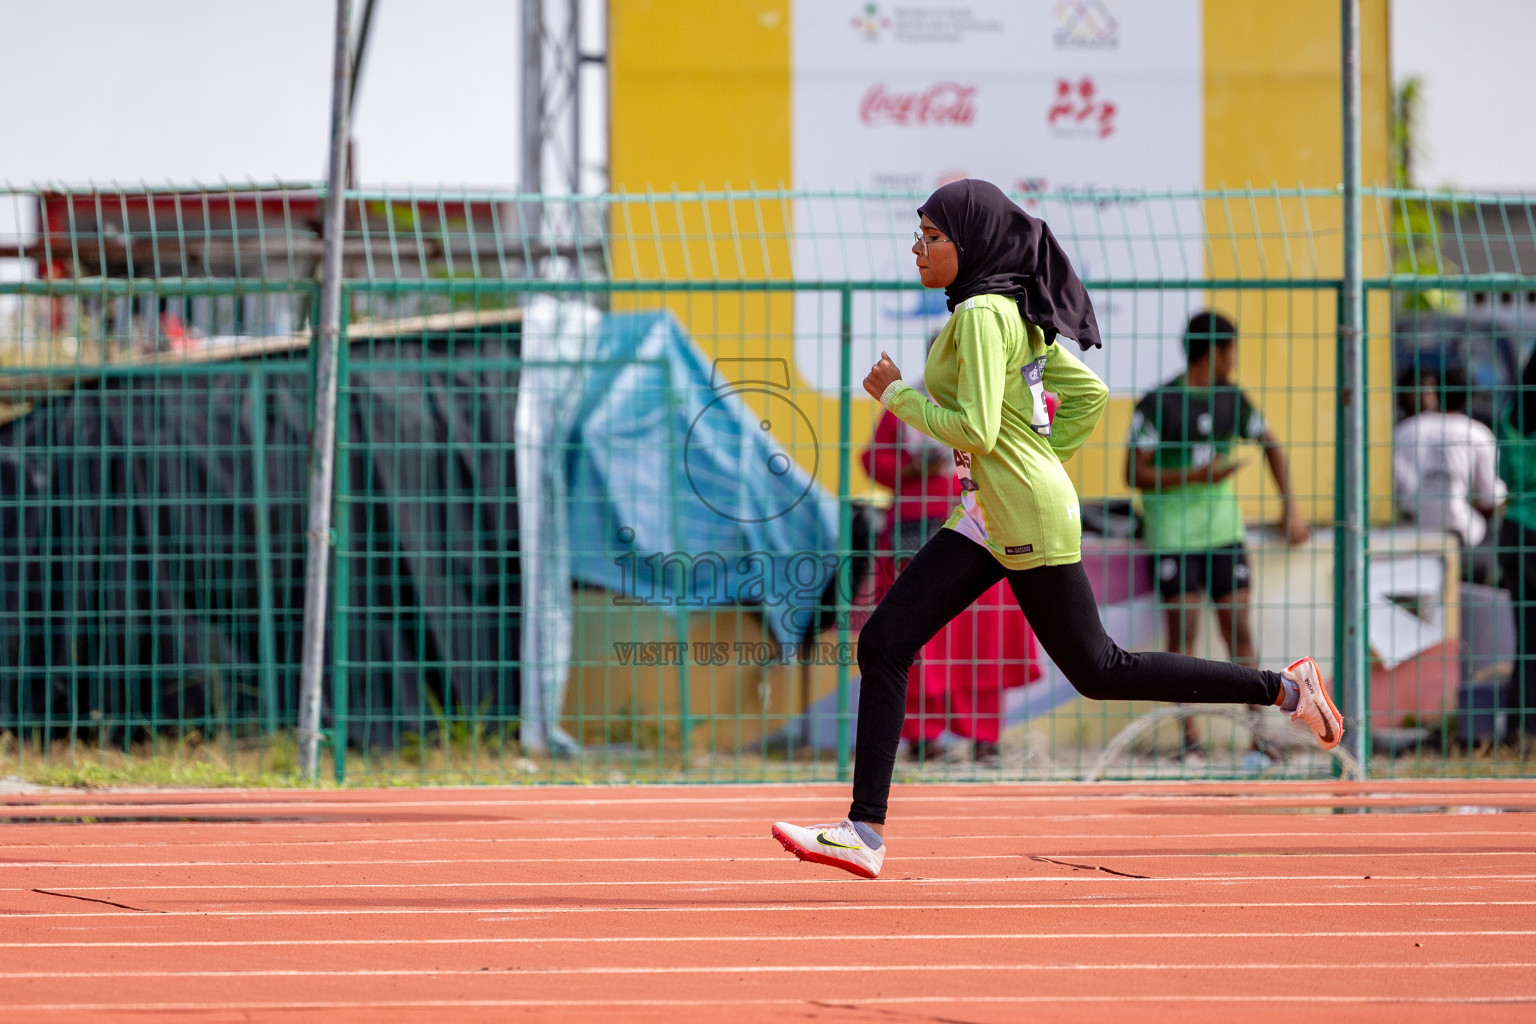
[1496,351,1536,750]
[770,179,1344,879]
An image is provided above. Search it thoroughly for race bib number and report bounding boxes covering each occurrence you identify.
[953,449,978,492]
[1022,355,1051,436]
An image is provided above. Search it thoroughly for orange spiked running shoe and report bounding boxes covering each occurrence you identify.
[1285,656,1344,750]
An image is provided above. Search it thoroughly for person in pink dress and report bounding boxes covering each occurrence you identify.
[859,378,1049,764]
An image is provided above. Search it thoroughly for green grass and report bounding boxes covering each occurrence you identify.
[2,731,307,789]
[3,728,1529,790]
[16,758,308,790]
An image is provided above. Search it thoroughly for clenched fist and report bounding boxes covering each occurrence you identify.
[863,351,903,402]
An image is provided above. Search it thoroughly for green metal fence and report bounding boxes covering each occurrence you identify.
[2,184,1533,784]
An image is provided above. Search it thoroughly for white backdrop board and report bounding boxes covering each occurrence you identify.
[791,0,1205,397]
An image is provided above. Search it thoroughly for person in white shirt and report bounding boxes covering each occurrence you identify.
[1393,365,1506,581]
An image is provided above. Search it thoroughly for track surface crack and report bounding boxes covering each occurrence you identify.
[1028,855,1151,879]
[31,888,164,913]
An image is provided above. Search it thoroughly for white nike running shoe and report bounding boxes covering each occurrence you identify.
[1285,656,1344,750]
[771,819,884,879]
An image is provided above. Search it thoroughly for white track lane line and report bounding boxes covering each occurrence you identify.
[3,930,1532,949]
[5,961,1536,980]
[17,789,1533,810]
[3,828,1529,851]
[33,802,1464,817]
[12,899,1536,919]
[8,811,1536,830]
[23,872,1536,892]
[6,995,1535,1012]
[2,815,1446,827]
[7,850,1534,868]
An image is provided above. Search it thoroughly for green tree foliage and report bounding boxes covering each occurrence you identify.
[1392,75,1457,312]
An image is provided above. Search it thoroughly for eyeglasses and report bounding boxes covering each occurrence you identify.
[913,231,950,257]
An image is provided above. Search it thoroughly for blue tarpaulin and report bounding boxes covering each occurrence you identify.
[567,310,841,646]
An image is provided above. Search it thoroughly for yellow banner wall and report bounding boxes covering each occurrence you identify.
[608,0,1393,524]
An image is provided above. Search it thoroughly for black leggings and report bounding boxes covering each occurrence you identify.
[850,529,1285,824]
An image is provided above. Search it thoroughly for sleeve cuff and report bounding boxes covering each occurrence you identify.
[879,379,908,409]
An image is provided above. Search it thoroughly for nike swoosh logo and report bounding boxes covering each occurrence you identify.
[1309,682,1337,743]
[816,832,860,850]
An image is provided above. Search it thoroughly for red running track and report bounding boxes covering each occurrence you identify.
[2,780,1535,1023]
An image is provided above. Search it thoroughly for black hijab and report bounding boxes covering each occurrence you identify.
[918,179,1102,351]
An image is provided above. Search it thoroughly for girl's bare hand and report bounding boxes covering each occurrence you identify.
[863,351,902,401]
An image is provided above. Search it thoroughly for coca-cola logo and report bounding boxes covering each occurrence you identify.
[859,83,978,127]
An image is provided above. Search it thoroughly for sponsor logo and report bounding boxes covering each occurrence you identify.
[1012,178,1145,212]
[1005,544,1034,556]
[1047,76,1116,139]
[1053,0,1120,49]
[860,82,979,127]
[868,171,926,192]
[851,4,1003,45]
[1014,177,1050,211]
[850,2,891,42]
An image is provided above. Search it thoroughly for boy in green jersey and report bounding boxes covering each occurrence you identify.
[1127,312,1310,761]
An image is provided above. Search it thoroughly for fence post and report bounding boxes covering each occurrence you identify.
[836,286,854,780]
[249,368,278,740]
[1339,0,1370,773]
[667,356,691,772]
[297,0,353,783]
[330,294,352,784]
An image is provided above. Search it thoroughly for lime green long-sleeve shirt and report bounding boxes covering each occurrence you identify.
[883,293,1108,570]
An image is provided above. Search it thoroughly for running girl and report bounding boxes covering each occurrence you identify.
[772,179,1342,879]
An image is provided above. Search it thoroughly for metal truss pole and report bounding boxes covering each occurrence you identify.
[1339,0,1369,773]
[297,0,354,783]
